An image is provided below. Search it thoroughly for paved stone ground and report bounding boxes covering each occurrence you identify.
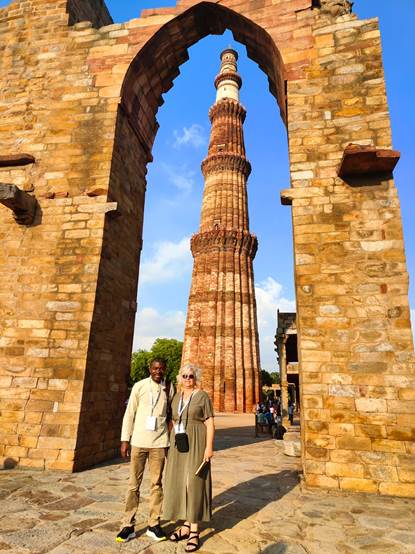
[1,414,414,554]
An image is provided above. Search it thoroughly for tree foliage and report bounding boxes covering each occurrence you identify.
[130,338,183,385]
[131,349,152,384]
[270,371,281,385]
[260,369,273,387]
[151,338,183,383]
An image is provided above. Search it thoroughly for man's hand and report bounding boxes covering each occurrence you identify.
[121,441,131,460]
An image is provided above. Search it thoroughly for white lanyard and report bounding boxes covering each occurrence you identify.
[178,392,193,419]
[148,380,161,416]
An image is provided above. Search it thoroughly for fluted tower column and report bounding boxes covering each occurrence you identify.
[182,49,261,413]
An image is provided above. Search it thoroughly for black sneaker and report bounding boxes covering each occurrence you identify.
[116,526,135,543]
[146,524,166,541]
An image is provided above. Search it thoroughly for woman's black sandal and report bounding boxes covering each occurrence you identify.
[185,531,200,552]
[170,523,190,542]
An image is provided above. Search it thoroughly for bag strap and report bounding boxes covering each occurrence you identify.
[178,392,192,431]
[185,393,191,430]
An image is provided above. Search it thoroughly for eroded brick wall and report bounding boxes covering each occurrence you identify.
[73,109,148,470]
[0,0,128,470]
[285,13,415,496]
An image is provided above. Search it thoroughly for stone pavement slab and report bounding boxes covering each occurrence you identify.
[1,414,414,553]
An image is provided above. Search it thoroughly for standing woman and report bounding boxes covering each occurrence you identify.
[163,364,214,552]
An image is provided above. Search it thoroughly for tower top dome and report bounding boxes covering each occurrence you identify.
[220,48,238,62]
[215,48,242,103]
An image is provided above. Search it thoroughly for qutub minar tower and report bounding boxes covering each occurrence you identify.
[182,49,261,413]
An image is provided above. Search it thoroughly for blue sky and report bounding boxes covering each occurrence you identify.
[1,0,414,371]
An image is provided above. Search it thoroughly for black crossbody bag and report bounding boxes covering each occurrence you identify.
[175,394,192,453]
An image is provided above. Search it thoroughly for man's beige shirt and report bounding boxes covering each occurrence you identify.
[121,377,172,448]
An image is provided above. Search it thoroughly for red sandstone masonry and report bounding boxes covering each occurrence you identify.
[183,74,261,412]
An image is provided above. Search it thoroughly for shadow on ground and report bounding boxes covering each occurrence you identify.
[202,470,300,543]
[214,425,272,451]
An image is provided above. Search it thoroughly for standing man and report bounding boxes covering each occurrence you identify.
[116,358,172,543]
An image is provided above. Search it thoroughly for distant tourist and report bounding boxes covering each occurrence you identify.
[273,419,286,440]
[264,409,274,432]
[288,401,294,425]
[257,411,267,425]
[164,364,215,552]
[116,358,173,544]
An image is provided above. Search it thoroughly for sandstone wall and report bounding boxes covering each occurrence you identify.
[0,0,413,496]
[286,13,415,498]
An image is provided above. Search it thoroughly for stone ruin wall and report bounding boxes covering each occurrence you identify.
[66,0,113,28]
[0,0,414,496]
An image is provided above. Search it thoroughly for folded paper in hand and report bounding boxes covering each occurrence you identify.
[195,459,210,477]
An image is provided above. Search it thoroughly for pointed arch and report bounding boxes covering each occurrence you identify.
[119,1,287,162]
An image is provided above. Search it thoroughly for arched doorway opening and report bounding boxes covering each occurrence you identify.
[75,0,292,469]
[130,28,293,413]
[67,0,300,472]
[116,2,290,409]
[119,3,285,404]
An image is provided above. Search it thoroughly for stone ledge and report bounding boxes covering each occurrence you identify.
[191,229,258,258]
[0,154,35,167]
[338,143,400,179]
[0,183,37,225]
[201,153,251,178]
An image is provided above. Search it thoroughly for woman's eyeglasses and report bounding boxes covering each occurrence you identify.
[182,374,195,379]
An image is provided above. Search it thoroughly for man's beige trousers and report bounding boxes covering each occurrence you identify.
[123,446,167,527]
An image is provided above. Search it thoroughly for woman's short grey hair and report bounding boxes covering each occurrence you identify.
[177,363,202,389]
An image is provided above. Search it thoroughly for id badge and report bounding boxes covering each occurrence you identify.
[174,423,185,434]
[146,416,157,431]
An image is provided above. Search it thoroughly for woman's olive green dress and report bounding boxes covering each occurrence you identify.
[163,390,214,522]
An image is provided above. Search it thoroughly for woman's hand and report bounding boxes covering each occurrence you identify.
[203,447,214,461]
[203,416,215,462]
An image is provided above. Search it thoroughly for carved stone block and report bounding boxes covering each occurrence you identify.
[0,154,35,167]
[320,0,353,18]
[0,183,37,225]
[338,144,400,179]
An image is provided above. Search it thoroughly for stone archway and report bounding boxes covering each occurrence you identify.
[0,0,414,497]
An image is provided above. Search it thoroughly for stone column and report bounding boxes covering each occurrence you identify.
[279,336,290,427]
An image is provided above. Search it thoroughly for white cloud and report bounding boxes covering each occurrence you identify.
[255,277,296,372]
[133,274,294,370]
[255,277,295,333]
[140,236,192,285]
[161,162,196,194]
[133,307,186,351]
[173,124,206,149]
